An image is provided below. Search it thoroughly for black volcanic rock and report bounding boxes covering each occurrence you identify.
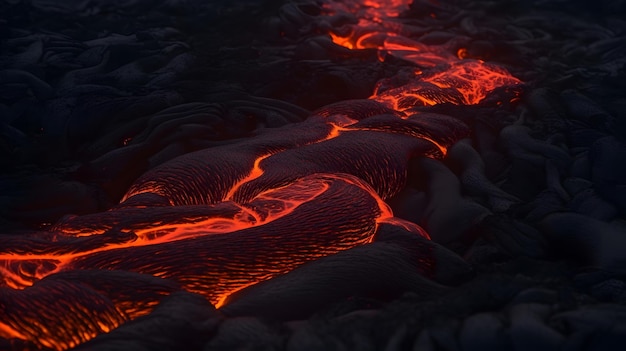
[1,0,625,350]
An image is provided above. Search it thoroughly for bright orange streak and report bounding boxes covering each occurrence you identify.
[378,217,430,239]
[327,122,349,139]
[330,32,356,49]
[0,321,27,339]
[225,153,273,201]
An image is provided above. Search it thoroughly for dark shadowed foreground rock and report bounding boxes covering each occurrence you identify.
[220,224,472,320]
[75,292,220,351]
[539,212,626,272]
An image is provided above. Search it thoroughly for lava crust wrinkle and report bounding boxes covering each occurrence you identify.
[1,105,467,350]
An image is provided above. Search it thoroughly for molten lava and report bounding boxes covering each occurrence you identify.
[324,0,521,110]
[0,108,461,350]
[0,0,522,350]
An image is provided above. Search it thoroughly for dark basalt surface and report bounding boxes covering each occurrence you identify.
[1,0,626,350]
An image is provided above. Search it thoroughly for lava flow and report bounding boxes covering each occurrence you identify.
[324,0,521,110]
[1,0,521,350]
[0,109,458,350]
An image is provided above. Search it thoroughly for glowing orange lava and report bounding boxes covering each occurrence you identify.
[0,0,522,349]
[325,0,521,110]
[1,109,453,350]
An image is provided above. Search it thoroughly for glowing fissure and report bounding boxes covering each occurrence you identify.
[1,1,521,350]
[224,153,273,201]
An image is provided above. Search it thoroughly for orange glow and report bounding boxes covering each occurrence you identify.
[330,31,357,50]
[457,47,469,59]
[426,61,521,104]
[0,321,27,340]
[325,0,521,110]
[371,60,521,110]
[1,0,521,349]
[1,107,461,348]
[225,153,274,201]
